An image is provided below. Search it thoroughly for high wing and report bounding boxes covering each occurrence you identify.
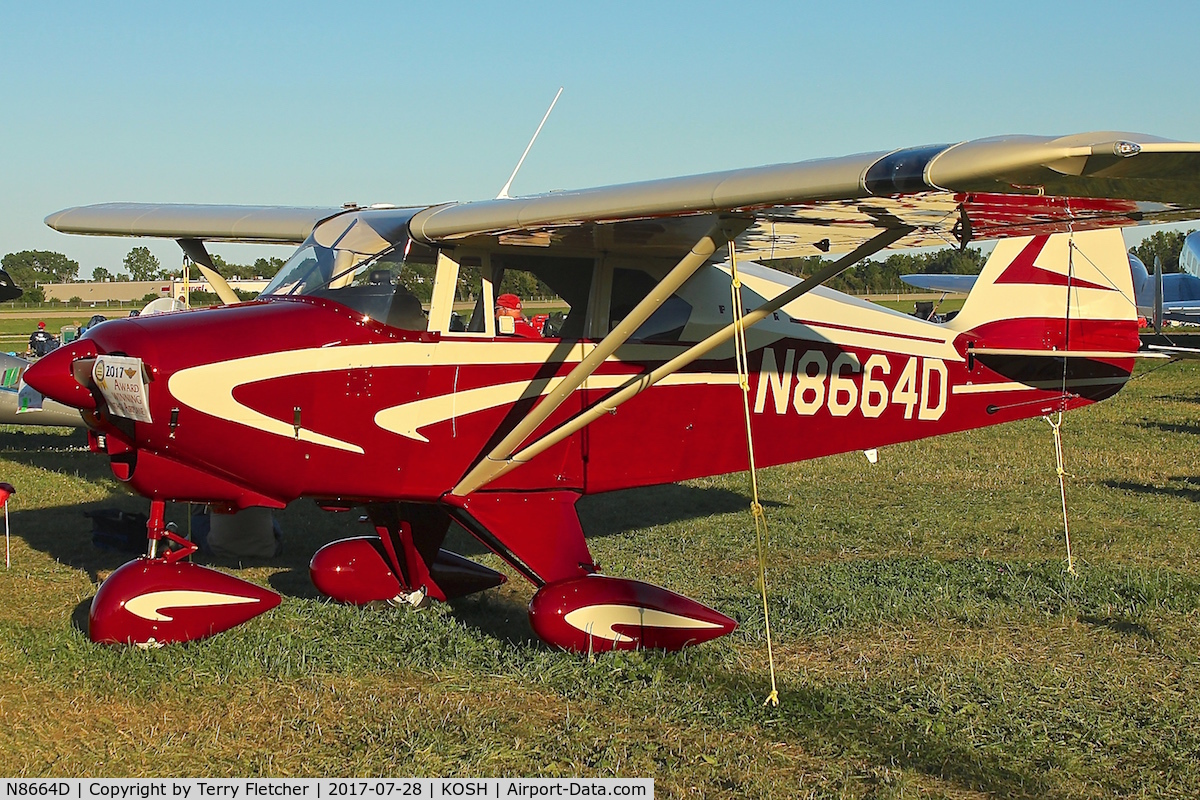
[46,133,1200,261]
[405,132,1200,259]
[45,203,345,244]
[45,202,348,305]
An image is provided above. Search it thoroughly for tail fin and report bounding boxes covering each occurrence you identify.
[947,229,1139,355]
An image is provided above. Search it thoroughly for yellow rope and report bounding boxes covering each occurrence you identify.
[728,238,779,707]
[1047,239,1076,577]
[1045,412,1076,576]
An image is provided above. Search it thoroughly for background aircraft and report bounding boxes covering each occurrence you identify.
[26,131,1200,652]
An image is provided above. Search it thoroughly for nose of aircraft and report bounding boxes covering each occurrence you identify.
[23,338,99,410]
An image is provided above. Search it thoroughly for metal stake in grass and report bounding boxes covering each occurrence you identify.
[0,482,14,568]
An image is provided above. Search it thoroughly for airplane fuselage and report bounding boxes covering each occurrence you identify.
[54,253,1133,512]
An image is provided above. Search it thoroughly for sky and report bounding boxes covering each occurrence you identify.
[2,0,1200,278]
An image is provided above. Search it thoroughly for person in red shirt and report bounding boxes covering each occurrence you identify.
[494,293,541,338]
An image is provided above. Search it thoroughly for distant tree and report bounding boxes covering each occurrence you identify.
[202,255,285,280]
[114,271,131,281]
[124,247,163,281]
[397,262,438,302]
[251,257,285,279]
[763,245,986,294]
[497,270,547,300]
[2,250,80,287]
[92,267,113,282]
[1130,230,1192,274]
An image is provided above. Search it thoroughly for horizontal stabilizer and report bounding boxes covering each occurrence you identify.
[1148,344,1200,359]
[900,273,978,293]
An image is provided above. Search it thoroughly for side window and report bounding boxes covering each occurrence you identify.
[455,259,488,333]
[609,268,693,342]
[492,257,592,339]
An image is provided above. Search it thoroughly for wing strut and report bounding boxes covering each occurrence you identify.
[451,223,913,496]
[177,239,241,306]
[452,217,750,497]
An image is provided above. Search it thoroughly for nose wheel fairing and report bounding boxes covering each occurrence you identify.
[89,500,281,646]
[91,558,282,646]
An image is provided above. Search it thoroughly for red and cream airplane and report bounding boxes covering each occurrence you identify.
[27,132,1200,650]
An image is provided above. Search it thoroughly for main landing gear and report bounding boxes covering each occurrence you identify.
[89,495,738,654]
[310,502,508,606]
[89,499,281,645]
[311,494,736,653]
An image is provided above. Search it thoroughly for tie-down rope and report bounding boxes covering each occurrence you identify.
[727,238,779,707]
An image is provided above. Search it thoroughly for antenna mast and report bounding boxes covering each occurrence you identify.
[496,87,563,200]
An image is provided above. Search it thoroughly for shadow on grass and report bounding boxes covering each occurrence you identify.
[579,482,780,538]
[1105,479,1200,503]
[1138,420,1200,436]
[446,591,543,649]
[1152,393,1200,405]
[1079,614,1155,640]
[11,503,145,584]
[0,426,91,452]
[659,657,1052,798]
[71,597,90,636]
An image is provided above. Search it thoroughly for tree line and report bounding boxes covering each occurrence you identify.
[0,247,286,303]
[763,247,988,294]
[761,229,1196,294]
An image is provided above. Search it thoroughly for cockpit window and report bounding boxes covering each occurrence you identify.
[261,207,434,330]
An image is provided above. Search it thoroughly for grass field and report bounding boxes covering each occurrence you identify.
[0,314,128,352]
[1,358,1199,797]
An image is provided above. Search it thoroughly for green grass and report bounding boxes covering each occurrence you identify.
[1,361,1200,796]
[0,314,136,351]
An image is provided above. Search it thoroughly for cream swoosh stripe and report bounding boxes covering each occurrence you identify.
[124,590,261,622]
[375,371,739,442]
[563,604,724,643]
[951,376,1129,395]
[169,342,590,454]
[168,341,738,452]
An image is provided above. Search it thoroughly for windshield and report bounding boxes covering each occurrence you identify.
[261,207,435,330]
